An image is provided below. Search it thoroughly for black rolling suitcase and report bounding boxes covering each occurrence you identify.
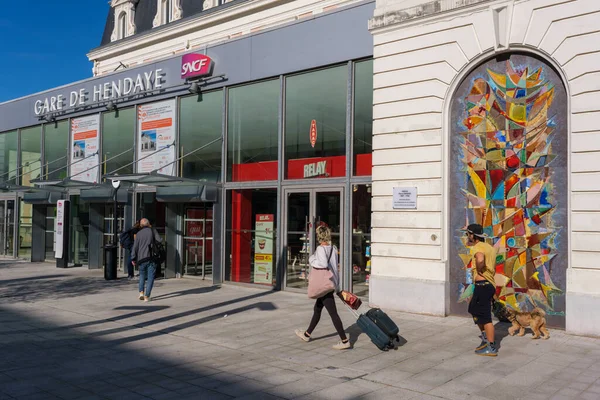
[345,304,400,351]
[365,308,400,340]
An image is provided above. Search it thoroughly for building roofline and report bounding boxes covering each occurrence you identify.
[87,0,258,59]
[1,0,374,107]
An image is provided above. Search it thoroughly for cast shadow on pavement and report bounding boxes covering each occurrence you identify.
[493,321,512,349]
[0,275,137,302]
[150,285,221,300]
[0,274,69,286]
[58,290,280,346]
[0,300,282,400]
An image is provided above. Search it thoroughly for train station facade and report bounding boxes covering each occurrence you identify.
[1,0,599,336]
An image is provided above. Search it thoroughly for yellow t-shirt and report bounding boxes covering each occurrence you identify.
[471,241,496,286]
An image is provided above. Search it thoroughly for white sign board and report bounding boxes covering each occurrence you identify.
[70,115,100,183]
[137,99,176,175]
[55,200,67,259]
[393,187,417,209]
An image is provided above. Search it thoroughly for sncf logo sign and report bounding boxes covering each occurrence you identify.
[181,54,214,79]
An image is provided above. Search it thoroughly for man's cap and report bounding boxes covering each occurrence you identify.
[466,223,487,239]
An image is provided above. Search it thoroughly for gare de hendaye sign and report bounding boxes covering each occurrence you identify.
[33,53,215,116]
[33,69,166,116]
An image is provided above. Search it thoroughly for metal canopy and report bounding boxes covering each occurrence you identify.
[0,183,63,193]
[156,185,218,203]
[103,172,220,188]
[30,178,102,190]
[80,186,130,204]
[23,190,64,204]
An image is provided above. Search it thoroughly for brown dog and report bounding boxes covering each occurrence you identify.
[507,307,550,339]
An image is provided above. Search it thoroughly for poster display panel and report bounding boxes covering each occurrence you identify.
[137,100,176,175]
[254,214,274,284]
[70,115,100,183]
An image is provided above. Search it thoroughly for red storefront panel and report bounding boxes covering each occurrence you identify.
[355,153,372,176]
[231,153,372,182]
[231,161,277,182]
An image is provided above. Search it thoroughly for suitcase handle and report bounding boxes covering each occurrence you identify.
[338,293,362,319]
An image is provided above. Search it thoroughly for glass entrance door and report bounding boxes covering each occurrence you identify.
[45,206,57,261]
[284,188,343,291]
[0,200,15,257]
[183,205,213,279]
[104,204,125,271]
[136,192,166,277]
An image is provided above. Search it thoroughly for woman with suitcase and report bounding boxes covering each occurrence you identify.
[295,225,351,350]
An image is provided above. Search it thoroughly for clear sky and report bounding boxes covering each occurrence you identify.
[0,0,110,103]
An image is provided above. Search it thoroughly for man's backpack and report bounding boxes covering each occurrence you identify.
[150,231,166,264]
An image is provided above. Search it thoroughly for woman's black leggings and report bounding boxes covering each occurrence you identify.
[306,291,347,340]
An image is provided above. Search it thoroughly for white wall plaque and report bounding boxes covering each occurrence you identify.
[393,187,417,209]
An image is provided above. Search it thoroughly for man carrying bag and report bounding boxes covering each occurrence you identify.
[131,218,163,302]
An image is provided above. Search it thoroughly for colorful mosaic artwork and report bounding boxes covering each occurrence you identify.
[450,55,567,326]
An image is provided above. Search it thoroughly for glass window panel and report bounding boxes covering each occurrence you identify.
[19,200,32,259]
[0,131,18,184]
[285,66,347,179]
[225,188,277,286]
[20,126,42,186]
[71,195,90,265]
[227,79,279,182]
[179,91,223,181]
[351,184,372,297]
[44,121,69,180]
[353,60,373,176]
[102,108,134,177]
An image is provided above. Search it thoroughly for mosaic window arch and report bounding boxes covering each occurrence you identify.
[449,53,568,327]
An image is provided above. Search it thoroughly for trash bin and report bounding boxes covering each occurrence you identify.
[104,244,118,280]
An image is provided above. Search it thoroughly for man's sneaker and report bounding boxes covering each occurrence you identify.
[333,340,351,350]
[476,340,488,351]
[295,329,310,342]
[144,296,151,302]
[139,292,144,300]
[476,333,488,351]
[475,344,497,357]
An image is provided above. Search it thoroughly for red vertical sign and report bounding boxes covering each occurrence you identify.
[310,119,317,148]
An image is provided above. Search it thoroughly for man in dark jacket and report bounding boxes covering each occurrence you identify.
[131,218,162,302]
[120,220,140,279]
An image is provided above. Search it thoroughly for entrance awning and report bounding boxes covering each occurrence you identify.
[23,190,64,204]
[30,178,101,190]
[103,172,220,203]
[155,185,217,203]
[103,172,219,187]
[80,186,130,203]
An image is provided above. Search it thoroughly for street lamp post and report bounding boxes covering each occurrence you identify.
[111,179,121,245]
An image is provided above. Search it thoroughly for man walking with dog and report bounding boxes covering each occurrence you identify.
[465,223,498,357]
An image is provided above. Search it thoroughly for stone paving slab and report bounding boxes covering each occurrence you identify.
[0,261,599,400]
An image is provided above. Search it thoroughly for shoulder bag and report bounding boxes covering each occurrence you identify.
[307,246,336,299]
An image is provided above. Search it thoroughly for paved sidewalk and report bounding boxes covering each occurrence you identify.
[0,262,599,400]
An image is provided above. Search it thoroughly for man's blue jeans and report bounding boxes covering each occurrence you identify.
[138,261,157,297]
